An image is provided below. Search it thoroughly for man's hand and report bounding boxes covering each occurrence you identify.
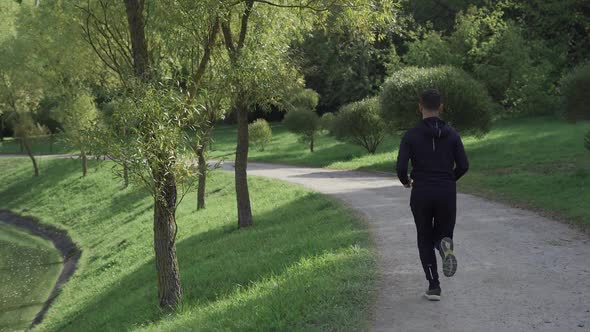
[403,180,413,188]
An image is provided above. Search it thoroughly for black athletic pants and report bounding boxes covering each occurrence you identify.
[410,188,456,283]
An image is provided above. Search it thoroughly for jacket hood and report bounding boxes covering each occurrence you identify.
[420,117,451,139]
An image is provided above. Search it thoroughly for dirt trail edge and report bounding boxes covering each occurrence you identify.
[220,161,590,332]
[0,210,81,331]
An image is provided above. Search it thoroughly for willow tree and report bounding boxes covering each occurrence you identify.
[189,74,229,210]
[79,0,222,309]
[54,92,98,176]
[219,0,397,228]
[0,2,44,175]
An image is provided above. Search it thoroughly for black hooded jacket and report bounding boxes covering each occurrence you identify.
[396,117,469,191]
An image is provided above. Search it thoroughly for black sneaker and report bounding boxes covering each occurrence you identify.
[425,285,441,301]
[439,237,457,277]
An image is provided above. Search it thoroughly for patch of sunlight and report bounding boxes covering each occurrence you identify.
[134,246,371,332]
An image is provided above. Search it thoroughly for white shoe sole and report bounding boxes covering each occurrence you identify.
[440,237,457,277]
[424,293,441,301]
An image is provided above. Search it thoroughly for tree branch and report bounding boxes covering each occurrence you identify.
[237,0,254,50]
[221,16,236,58]
[189,17,220,97]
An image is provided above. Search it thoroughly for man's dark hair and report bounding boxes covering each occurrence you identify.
[420,89,442,111]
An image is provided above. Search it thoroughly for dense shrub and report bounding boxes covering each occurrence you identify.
[248,119,272,151]
[331,97,385,154]
[320,112,335,133]
[380,66,493,133]
[585,130,590,152]
[284,88,320,113]
[403,6,560,115]
[283,109,320,152]
[403,31,460,67]
[560,62,590,121]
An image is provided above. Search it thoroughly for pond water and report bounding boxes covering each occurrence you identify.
[0,222,61,332]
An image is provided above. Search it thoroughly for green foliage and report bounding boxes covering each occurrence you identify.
[53,91,98,153]
[585,130,590,153]
[13,113,49,139]
[331,97,385,154]
[380,66,493,133]
[403,31,460,67]
[98,83,199,198]
[248,119,272,151]
[502,0,590,66]
[466,22,558,114]
[284,88,320,113]
[560,62,590,121]
[283,109,321,152]
[320,112,335,133]
[402,5,561,115]
[291,2,401,113]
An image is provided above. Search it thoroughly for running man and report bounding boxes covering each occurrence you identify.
[396,89,469,301]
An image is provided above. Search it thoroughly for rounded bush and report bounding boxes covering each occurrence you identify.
[560,62,590,121]
[320,112,335,132]
[331,97,385,154]
[283,108,320,152]
[248,119,272,151]
[380,66,494,133]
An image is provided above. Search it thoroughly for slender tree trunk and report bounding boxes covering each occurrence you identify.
[196,146,207,210]
[22,138,39,177]
[0,117,4,142]
[122,127,129,187]
[81,148,88,177]
[235,101,253,228]
[19,138,24,153]
[310,136,314,153]
[153,168,182,309]
[123,162,129,188]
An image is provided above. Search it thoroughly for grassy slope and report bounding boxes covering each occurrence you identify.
[0,223,62,332]
[0,136,73,155]
[0,158,375,331]
[210,117,590,226]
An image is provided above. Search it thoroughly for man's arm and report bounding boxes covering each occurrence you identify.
[453,134,469,181]
[396,132,411,186]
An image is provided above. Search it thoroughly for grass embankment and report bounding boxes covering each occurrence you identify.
[0,135,73,155]
[0,223,61,332]
[210,117,590,226]
[0,157,375,331]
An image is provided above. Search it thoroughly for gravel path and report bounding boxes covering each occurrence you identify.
[221,162,590,332]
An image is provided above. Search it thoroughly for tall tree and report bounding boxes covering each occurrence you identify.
[80,0,221,308]
[219,0,396,228]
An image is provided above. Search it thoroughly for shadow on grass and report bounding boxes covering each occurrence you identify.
[49,194,373,332]
[0,159,79,209]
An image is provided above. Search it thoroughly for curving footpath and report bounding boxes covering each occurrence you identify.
[221,161,590,332]
[0,210,80,330]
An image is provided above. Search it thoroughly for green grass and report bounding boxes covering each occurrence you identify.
[0,223,62,332]
[0,157,375,331]
[210,117,590,226]
[0,135,73,155]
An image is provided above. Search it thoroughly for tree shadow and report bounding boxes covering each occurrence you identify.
[47,193,372,332]
[0,158,80,210]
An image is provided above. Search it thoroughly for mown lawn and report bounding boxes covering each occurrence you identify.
[0,223,62,332]
[210,117,590,226]
[0,157,375,331]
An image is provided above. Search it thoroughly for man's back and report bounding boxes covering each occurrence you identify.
[396,117,469,191]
